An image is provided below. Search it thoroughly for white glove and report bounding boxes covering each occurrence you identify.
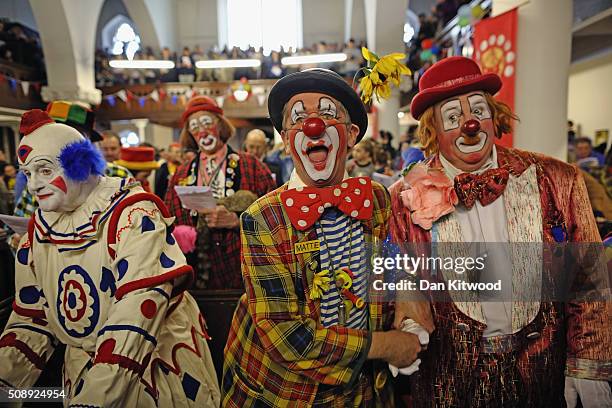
[389,319,429,377]
[565,376,612,408]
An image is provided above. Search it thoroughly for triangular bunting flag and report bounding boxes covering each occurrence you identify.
[171,94,178,105]
[106,95,116,107]
[215,96,225,108]
[8,78,17,93]
[257,94,266,107]
[21,81,29,96]
[116,90,128,102]
[138,96,146,107]
[150,89,159,102]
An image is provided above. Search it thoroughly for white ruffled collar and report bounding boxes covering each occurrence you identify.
[34,177,141,244]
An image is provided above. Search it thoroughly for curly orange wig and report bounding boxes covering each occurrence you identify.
[416,93,519,157]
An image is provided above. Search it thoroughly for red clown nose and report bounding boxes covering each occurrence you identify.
[462,119,481,136]
[302,117,326,137]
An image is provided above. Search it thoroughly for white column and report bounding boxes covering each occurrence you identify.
[133,119,149,142]
[364,0,377,51]
[374,89,401,141]
[30,0,104,106]
[493,0,572,160]
[345,0,354,43]
[364,0,407,141]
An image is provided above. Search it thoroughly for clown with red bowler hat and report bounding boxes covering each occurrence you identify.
[388,56,611,406]
[223,68,422,407]
[165,96,275,289]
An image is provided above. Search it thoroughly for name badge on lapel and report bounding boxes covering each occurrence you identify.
[294,240,320,254]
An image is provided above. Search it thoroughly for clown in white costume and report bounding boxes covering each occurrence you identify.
[0,110,220,407]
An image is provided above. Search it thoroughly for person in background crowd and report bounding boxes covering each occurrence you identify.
[3,164,16,190]
[155,142,182,199]
[181,147,197,163]
[348,138,376,177]
[265,143,294,185]
[244,129,283,186]
[0,176,14,302]
[0,149,7,173]
[101,131,122,163]
[567,120,576,143]
[165,96,275,289]
[379,130,397,161]
[243,129,268,161]
[374,148,394,176]
[575,136,605,167]
[115,146,159,193]
[580,169,612,224]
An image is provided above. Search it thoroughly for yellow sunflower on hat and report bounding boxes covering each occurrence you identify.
[357,47,411,104]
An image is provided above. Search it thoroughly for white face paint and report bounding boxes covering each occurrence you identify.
[289,97,338,127]
[188,113,220,153]
[454,93,492,153]
[440,99,462,131]
[293,125,340,182]
[21,156,81,212]
[455,133,488,153]
[467,94,492,120]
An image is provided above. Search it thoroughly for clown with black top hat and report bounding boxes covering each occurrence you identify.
[222,69,422,406]
[388,56,611,406]
[0,109,220,406]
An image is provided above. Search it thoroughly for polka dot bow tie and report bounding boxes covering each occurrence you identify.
[280,177,374,231]
[454,168,510,209]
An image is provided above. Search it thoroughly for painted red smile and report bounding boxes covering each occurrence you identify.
[302,141,333,171]
[38,193,53,200]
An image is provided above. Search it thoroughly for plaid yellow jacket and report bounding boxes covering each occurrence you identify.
[222,181,395,407]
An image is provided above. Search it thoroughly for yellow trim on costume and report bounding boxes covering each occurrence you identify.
[114,160,160,171]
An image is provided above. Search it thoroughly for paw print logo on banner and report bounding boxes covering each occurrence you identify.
[475,34,515,79]
[56,265,100,338]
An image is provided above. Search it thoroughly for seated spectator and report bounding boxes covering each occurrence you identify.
[3,164,16,190]
[347,139,376,177]
[0,149,7,174]
[244,129,282,186]
[101,130,122,163]
[266,144,294,185]
[575,136,605,167]
[155,142,182,199]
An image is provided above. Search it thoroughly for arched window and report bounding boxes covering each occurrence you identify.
[220,0,302,53]
[101,15,141,60]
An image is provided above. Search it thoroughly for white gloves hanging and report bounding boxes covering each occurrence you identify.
[389,319,430,377]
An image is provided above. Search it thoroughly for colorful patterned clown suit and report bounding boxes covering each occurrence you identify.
[0,110,220,407]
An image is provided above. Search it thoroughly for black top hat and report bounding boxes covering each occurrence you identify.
[268,69,368,142]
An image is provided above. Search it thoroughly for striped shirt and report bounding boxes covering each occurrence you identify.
[316,208,368,329]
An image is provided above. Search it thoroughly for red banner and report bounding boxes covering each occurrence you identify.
[473,8,518,147]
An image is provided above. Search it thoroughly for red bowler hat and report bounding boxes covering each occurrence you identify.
[410,56,502,120]
[180,96,224,128]
[115,147,160,171]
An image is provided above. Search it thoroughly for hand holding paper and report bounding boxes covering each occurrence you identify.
[174,185,217,212]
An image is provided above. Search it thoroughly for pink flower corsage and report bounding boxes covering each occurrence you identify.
[400,164,458,230]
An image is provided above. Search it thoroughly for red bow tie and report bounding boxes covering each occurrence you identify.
[280,177,374,231]
[454,168,509,209]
